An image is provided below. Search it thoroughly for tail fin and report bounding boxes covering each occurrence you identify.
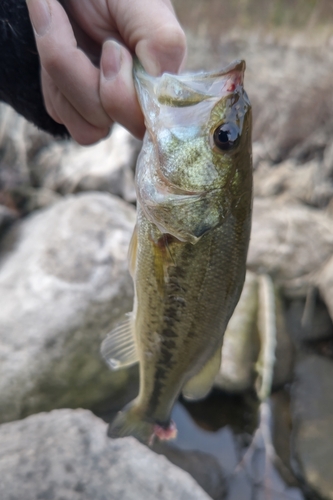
[108,401,177,445]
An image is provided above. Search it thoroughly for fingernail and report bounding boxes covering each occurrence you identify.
[26,0,51,36]
[102,40,122,80]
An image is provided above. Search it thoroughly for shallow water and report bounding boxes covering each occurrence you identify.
[171,390,305,500]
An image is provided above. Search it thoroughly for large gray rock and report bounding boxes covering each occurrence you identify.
[0,193,136,423]
[0,103,55,187]
[291,354,333,499]
[216,270,293,394]
[254,159,333,209]
[0,409,211,500]
[248,198,333,297]
[216,271,259,392]
[32,124,140,202]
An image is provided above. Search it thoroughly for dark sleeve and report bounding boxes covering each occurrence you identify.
[0,0,69,137]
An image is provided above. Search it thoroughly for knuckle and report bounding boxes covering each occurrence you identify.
[41,49,61,74]
[154,24,187,59]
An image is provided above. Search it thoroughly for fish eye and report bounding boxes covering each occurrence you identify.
[213,123,240,151]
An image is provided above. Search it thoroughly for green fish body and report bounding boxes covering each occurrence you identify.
[101,59,252,444]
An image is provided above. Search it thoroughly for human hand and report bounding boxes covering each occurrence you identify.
[26,0,186,145]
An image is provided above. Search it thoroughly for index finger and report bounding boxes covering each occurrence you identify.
[27,0,111,129]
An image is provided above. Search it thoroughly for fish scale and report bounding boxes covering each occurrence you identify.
[101,58,252,444]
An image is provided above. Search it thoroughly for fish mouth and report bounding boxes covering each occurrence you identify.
[134,58,247,109]
[205,59,246,79]
[134,57,245,81]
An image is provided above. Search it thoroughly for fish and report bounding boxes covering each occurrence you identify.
[101,58,253,445]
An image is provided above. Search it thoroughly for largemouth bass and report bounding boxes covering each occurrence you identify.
[101,59,252,445]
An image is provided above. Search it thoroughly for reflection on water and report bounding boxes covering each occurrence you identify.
[170,390,305,500]
[180,388,259,434]
[170,389,259,473]
[171,401,240,474]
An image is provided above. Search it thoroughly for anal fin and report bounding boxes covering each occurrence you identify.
[101,314,138,370]
[182,345,222,401]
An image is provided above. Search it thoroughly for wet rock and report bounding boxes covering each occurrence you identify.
[32,124,141,202]
[0,192,136,423]
[248,198,333,297]
[291,354,333,499]
[153,442,227,500]
[0,409,211,500]
[271,390,299,487]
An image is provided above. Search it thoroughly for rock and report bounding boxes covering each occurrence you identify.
[216,271,259,392]
[272,289,294,389]
[291,354,333,499]
[248,198,333,297]
[286,295,333,345]
[32,124,141,202]
[153,442,227,500]
[216,270,292,394]
[271,390,300,487]
[0,204,18,236]
[0,192,137,423]
[0,409,211,500]
[185,34,333,166]
[0,103,55,183]
[254,159,333,208]
[7,185,61,215]
[318,255,333,325]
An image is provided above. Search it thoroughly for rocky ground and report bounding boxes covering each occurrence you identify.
[1,23,333,500]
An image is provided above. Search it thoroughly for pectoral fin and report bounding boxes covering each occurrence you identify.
[128,225,138,278]
[182,345,222,401]
[101,314,138,371]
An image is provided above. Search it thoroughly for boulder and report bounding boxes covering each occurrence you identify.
[0,409,211,500]
[248,198,333,297]
[254,159,333,208]
[291,354,333,499]
[216,271,259,392]
[216,270,293,394]
[32,124,141,202]
[0,192,136,423]
[0,204,18,236]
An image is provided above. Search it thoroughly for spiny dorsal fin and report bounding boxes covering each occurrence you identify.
[182,344,222,401]
[101,314,138,371]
